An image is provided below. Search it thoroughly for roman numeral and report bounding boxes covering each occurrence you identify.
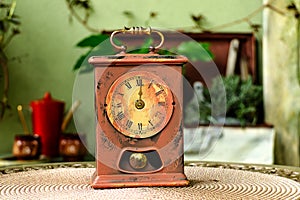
[155,90,164,96]
[148,120,154,126]
[148,80,154,89]
[116,112,125,120]
[126,120,133,128]
[124,81,132,89]
[136,77,143,86]
[116,103,122,108]
[158,101,166,106]
[138,122,142,130]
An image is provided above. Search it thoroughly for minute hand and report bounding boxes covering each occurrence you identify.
[138,85,143,100]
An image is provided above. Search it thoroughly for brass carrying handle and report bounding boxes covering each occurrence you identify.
[110,27,165,52]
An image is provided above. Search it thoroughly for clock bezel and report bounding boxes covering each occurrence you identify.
[105,70,174,139]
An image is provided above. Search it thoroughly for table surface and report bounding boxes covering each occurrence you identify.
[0,161,300,200]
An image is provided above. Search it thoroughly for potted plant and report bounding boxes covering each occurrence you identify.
[184,75,263,127]
[0,0,21,120]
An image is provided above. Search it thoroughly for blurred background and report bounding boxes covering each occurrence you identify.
[1,0,299,167]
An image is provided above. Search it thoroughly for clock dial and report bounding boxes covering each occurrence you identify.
[106,71,174,138]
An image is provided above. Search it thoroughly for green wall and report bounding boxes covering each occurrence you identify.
[0,0,262,155]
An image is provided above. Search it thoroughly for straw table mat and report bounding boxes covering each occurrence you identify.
[0,162,300,200]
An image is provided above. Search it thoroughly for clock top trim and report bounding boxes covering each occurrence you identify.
[88,53,188,66]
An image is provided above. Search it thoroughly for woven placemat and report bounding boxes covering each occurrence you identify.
[0,164,300,200]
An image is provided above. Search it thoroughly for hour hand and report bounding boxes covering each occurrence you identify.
[138,85,143,100]
[135,85,145,109]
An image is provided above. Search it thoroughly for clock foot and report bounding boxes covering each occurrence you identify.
[91,172,189,189]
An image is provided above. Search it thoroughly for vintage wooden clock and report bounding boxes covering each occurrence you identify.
[89,27,189,188]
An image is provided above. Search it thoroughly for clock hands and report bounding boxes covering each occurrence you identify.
[138,84,143,100]
[135,83,145,110]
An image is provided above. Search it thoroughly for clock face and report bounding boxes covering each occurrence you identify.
[105,70,174,138]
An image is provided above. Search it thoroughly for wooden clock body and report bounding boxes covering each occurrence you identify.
[89,53,189,188]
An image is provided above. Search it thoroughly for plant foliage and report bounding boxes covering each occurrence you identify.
[72,33,214,71]
[208,75,262,126]
[0,0,21,120]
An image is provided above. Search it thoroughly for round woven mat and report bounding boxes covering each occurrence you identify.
[1,165,300,200]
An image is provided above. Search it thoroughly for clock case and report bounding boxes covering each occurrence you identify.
[89,52,189,188]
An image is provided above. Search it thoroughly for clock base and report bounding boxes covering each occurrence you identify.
[91,172,189,189]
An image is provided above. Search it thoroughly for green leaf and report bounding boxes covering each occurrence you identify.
[76,34,109,48]
[73,49,93,71]
[8,17,21,25]
[73,54,87,71]
[128,37,153,54]
[176,41,213,62]
[157,48,175,55]
[123,11,134,19]
[0,20,8,32]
